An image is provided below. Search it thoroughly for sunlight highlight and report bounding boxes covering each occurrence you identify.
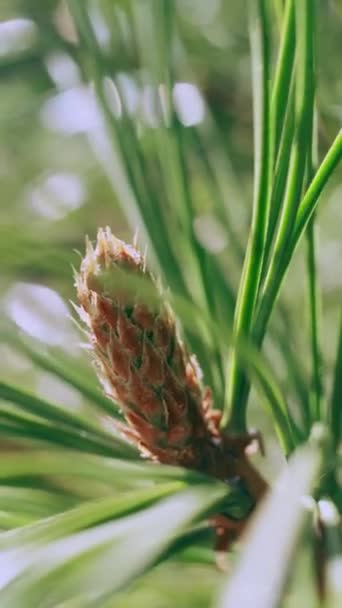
[5,283,76,346]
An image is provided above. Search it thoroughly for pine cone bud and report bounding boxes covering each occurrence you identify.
[75,227,218,469]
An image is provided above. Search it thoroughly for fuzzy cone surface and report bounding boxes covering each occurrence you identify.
[75,228,267,502]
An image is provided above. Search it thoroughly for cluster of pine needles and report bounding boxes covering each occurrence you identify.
[0,1,341,607]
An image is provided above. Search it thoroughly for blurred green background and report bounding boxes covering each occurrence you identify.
[0,1,341,605]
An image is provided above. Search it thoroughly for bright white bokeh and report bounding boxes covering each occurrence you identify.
[173,83,205,126]
[28,172,86,220]
[40,85,102,134]
[45,52,81,90]
[0,549,24,589]
[5,283,77,347]
[328,558,342,595]
[0,18,37,58]
[41,77,205,133]
[89,4,111,49]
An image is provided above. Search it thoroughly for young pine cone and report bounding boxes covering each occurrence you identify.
[75,226,268,519]
[75,227,224,474]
